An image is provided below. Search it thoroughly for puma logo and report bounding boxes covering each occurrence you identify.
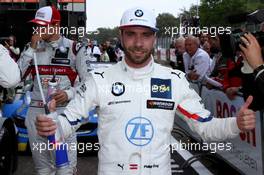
[94,72,104,78]
[171,72,181,79]
[118,163,124,170]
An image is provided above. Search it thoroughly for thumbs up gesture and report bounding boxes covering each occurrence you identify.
[236,96,256,131]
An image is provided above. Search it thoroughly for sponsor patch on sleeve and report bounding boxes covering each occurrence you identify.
[147,100,174,110]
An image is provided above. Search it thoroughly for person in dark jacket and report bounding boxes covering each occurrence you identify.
[240,33,264,110]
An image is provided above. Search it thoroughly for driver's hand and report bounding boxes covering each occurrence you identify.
[36,100,57,136]
[52,90,68,105]
[30,33,42,49]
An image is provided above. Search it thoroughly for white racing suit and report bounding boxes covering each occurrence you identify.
[17,36,89,175]
[55,58,241,175]
[0,44,20,88]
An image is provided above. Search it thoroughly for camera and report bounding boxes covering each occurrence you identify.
[221,31,264,57]
[219,9,264,58]
[0,37,9,46]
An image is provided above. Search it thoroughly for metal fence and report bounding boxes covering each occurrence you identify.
[156,37,174,49]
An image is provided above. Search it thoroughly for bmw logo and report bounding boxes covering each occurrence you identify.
[112,82,125,96]
[135,9,144,17]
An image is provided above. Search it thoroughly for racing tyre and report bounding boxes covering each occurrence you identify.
[0,118,18,175]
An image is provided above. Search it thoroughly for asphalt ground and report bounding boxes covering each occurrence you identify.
[13,135,240,175]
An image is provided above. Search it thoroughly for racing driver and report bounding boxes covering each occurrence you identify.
[17,6,88,175]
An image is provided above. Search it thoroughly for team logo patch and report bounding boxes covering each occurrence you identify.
[135,9,144,17]
[151,78,172,99]
[125,117,154,146]
[147,100,174,110]
[112,82,125,96]
[36,11,45,18]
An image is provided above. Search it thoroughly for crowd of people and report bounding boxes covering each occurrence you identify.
[169,27,264,110]
[84,38,124,63]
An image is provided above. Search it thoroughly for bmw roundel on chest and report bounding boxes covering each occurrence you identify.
[111,82,125,96]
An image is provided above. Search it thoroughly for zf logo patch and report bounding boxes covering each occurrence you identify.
[125,117,154,146]
[151,78,172,99]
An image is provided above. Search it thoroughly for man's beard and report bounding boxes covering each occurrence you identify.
[123,46,152,65]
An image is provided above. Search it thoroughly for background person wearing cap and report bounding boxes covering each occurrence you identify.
[17,5,89,175]
[35,7,255,175]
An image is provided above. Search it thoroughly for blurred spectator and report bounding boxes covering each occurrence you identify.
[208,33,244,100]
[183,35,211,82]
[208,36,222,73]
[209,50,243,100]
[200,39,223,89]
[174,37,185,72]
[85,39,94,61]
[199,33,209,48]
[86,39,101,62]
[203,41,220,77]
[169,40,177,69]
[202,41,213,58]
[4,35,20,61]
[100,43,110,62]
[210,36,221,56]
[92,40,101,61]
[115,47,124,61]
[224,51,243,100]
[115,41,124,61]
[105,40,117,62]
